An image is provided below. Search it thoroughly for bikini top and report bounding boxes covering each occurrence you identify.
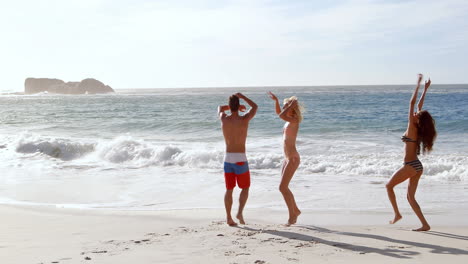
[401,135,417,143]
[401,135,421,155]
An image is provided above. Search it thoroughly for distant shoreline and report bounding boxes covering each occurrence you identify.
[2,83,468,95]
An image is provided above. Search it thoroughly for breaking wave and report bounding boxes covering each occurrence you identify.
[5,133,467,181]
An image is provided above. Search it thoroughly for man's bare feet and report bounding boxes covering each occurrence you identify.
[389,214,402,224]
[236,213,246,225]
[412,225,430,232]
[227,218,237,226]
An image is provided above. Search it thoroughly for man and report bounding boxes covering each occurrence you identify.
[218,93,258,226]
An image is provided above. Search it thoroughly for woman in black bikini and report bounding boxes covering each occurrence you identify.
[386,74,437,231]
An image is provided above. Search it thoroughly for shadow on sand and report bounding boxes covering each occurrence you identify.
[237,225,468,259]
[423,231,468,241]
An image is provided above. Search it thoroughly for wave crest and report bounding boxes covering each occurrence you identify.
[9,133,467,181]
[15,133,95,161]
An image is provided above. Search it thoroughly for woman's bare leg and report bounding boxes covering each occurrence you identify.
[407,172,430,231]
[279,157,300,225]
[386,166,414,224]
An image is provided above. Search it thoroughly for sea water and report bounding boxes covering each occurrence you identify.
[0,85,467,214]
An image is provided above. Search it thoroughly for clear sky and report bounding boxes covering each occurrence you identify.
[1,0,467,91]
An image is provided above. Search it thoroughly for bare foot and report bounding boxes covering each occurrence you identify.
[227,218,237,226]
[287,216,297,226]
[412,225,430,232]
[287,209,301,226]
[295,209,302,220]
[389,214,402,224]
[287,218,297,226]
[236,213,246,225]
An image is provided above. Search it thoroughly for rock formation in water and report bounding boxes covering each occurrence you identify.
[24,78,114,94]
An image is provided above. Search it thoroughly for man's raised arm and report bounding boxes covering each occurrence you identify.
[218,105,229,119]
[235,93,257,121]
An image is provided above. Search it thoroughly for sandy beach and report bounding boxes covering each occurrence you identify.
[1,88,467,264]
[2,0,468,263]
[2,205,467,264]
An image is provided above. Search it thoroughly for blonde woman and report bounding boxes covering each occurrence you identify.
[268,91,304,225]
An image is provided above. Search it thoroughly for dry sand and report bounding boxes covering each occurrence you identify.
[1,205,467,264]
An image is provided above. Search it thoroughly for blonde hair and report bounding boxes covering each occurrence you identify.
[283,96,305,122]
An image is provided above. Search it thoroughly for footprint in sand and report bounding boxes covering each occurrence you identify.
[388,245,411,249]
[294,242,315,248]
[91,250,108,254]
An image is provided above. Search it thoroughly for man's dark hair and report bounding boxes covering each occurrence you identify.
[229,95,240,112]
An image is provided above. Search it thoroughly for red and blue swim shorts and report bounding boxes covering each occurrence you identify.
[224,153,250,190]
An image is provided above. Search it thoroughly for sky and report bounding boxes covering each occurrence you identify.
[1,0,468,91]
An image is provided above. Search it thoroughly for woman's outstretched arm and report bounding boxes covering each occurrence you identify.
[417,78,431,111]
[268,91,281,115]
[409,74,423,121]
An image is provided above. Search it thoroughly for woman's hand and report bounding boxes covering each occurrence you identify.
[268,91,278,101]
[424,78,431,90]
[239,105,247,112]
[417,73,423,84]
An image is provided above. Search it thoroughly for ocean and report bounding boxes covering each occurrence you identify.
[0,85,467,215]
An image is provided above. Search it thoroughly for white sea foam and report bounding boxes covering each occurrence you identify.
[96,136,163,164]
[1,86,467,211]
[13,132,95,161]
[3,132,466,182]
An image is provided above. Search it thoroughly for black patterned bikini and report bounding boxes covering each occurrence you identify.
[401,135,423,172]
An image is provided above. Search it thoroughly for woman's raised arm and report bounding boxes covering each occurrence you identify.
[279,100,299,123]
[268,91,281,115]
[409,74,423,121]
[417,78,431,111]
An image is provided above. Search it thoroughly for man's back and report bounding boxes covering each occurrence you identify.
[221,114,249,153]
[218,93,257,153]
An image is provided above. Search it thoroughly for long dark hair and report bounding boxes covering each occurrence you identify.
[417,110,437,154]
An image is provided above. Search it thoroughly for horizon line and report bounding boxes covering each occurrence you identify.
[2,83,467,93]
[114,83,468,90]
